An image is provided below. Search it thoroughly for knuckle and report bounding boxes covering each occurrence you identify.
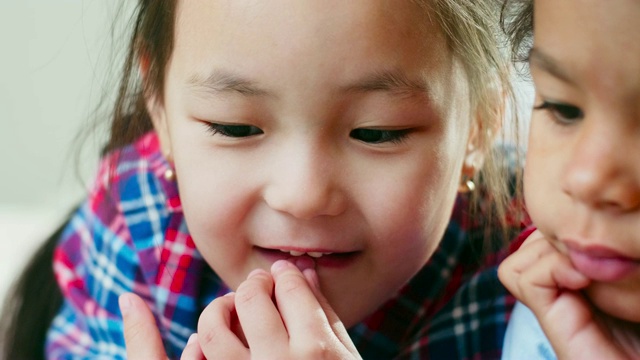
[235,281,263,306]
[197,315,225,346]
[497,263,509,283]
[198,326,219,347]
[297,341,334,359]
[124,321,145,341]
[275,274,306,296]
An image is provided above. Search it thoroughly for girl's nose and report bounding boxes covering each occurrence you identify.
[561,119,640,212]
[263,145,347,220]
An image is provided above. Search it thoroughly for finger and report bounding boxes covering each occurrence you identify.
[504,250,600,359]
[518,250,590,315]
[198,293,250,359]
[119,293,168,360]
[180,334,205,360]
[510,234,557,273]
[234,269,289,354]
[302,268,360,355]
[499,238,556,296]
[519,229,570,260]
[271,261,348,354]
[532,282,620,360]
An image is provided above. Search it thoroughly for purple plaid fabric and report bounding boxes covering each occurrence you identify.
[47,131,523,359]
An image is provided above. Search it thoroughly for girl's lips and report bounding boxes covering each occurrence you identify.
[563,242,640,282]
[256,247,359,269]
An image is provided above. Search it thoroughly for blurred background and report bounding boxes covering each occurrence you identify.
[0,1,533,304]
[0,1,135,301]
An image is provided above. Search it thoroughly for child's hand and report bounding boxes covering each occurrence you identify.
[120,292,206,359]
[498,230,634,359]
[195,260,362,359]
[121,260,361,359]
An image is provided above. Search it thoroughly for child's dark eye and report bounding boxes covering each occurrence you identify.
[205,123,264,138]
[534,101,584,125]
[349,128,412,144]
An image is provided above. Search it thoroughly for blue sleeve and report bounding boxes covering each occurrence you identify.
[502,301,557,360]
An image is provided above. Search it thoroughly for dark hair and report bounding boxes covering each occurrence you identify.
[106,0,177,152]
[0,212,71,359]
[501,0,534,66]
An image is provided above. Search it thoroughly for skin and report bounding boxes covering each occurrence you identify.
[122,264,361,359]
[150,0,477,328]
[499,0,640,358]
[124,0,484,356]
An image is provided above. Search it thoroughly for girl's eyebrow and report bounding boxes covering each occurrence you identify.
[187,70,271,97]
[341,69,430,96]
[529,48,576,85]
[186,68,430,98]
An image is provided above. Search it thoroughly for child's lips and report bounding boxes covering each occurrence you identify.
[563,242,640,282]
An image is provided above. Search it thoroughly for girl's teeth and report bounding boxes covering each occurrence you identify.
[278,249,334,257]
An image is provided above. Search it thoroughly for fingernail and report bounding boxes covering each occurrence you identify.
[118,294,132,315]
[187,333,198,345]
[271,259,294,273]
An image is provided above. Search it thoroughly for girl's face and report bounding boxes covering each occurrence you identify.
[152,0,476,327]
[526,0,640,322]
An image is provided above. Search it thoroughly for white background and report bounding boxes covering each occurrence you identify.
[0,1,134,301]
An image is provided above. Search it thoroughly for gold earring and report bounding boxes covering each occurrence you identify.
[458,175,476,193]
[164,168,175,181]
[163,151,175,181]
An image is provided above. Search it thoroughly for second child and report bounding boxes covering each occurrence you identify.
[499,0,640,358]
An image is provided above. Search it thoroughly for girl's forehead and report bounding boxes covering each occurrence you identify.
[172,0,444,58]
[170,0,459,92]
[533,0,640,101]
[164,0,472,139]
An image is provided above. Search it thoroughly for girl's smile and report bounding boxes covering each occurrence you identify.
[256,247,360,271]
[150,0,477,328]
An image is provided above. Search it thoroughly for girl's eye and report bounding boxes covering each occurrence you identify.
[349,128,412,144]
[205,123,264,138]
[534,101,584,125]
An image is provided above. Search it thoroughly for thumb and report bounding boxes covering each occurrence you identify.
[119,292,168,360]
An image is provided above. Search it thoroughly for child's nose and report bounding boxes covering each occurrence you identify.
[263,145,347,220]
[561,119,640,212]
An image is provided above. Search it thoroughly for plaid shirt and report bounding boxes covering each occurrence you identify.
[47,132,522,359]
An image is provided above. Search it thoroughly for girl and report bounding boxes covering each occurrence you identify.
[1,0,524,359]
[499,0,640,358]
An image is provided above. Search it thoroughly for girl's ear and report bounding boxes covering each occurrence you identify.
[461,137,484,180]
[462,101,502,179]
[146,95,172,161]
[141,54,173,162]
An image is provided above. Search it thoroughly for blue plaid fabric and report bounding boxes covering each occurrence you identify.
[46,131,523,359]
